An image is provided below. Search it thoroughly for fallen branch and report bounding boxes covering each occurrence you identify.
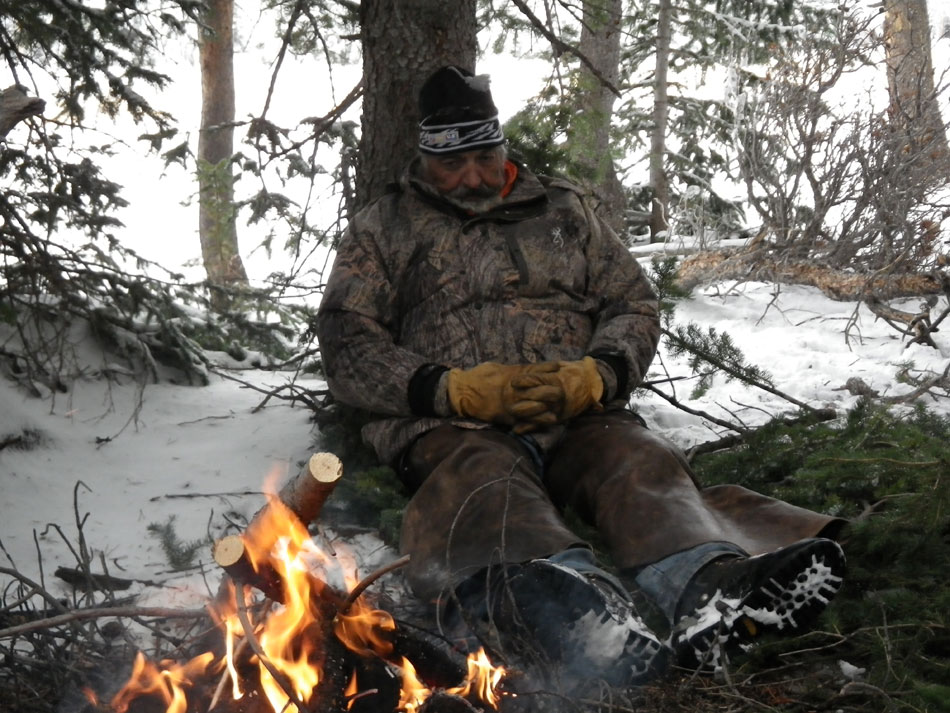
[53,566,160,591]
[149,489,262,502]
[881,361,950,404]
[643,383,749,435]
[0,605,207,639]
[686,408,837,459]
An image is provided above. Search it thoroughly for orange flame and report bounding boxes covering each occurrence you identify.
[397,657,429,713]
[334,604,396,658]
[449,647,507,707]
[109,475,508,713]
[110,651,214,713]
[240,494,328,713]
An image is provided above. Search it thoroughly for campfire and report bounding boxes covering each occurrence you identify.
[94,453,507,713]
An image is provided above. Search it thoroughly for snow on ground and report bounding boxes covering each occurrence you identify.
[1,277,948,613]
[637,279,950,446]
[0,367,322,610]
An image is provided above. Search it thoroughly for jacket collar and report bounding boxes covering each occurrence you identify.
[402,156,549,222]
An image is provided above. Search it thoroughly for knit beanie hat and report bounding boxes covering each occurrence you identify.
[418,65,505,155]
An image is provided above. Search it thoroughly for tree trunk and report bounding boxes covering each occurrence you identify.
[649,0,673,242]
[883,0,949,179]
[565,0,626,237]
[356,0,478,212]
[198,0,248,311]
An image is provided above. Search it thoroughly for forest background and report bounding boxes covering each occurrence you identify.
[2,1,950,712]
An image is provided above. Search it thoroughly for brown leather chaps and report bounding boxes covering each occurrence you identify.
[398,410,843,601]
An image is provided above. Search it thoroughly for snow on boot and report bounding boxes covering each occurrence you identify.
[491,558,670,693]
[671,538,845,673]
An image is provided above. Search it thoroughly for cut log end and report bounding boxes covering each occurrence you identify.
[308,452,344,484]
[212,534,246,569]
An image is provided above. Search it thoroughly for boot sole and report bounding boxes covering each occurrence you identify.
[675,539,846,673]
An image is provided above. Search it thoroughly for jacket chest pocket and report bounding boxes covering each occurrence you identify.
[497,213,588,298]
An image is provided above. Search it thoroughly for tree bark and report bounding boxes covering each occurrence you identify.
[565,0,626,236]
[649,0,673,242]
[883,0,949,180]
[356,0,477,212]
[198,0,248,311]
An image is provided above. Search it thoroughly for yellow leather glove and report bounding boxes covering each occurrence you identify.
[511,357,605,422]
[446,361,562,426]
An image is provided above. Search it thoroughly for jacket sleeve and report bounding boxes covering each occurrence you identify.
[581,199,660,399]
[315,206,434,416]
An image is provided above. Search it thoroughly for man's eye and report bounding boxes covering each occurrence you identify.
[440,159,462,170]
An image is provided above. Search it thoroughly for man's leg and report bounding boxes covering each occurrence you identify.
[545,410,843,579]
[398,424,583,601]
[545,410,846,671]
[397,424,667,691]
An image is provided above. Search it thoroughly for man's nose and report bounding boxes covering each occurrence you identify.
[460,163,482,189]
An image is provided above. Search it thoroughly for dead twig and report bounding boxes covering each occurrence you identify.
[881,361,950,404]
[339,555,411,615]
[0,605,208,639]
[234,583,311,713]
[149,489,263,502]
[643,382,750,435]
[508,0,621,97]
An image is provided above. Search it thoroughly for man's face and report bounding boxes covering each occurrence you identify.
[422,148,507,212]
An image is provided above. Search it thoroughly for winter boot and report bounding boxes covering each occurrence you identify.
[671,537,845,673]
[483,558,670,693]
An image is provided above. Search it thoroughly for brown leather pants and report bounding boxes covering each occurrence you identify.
[398,411,842,601]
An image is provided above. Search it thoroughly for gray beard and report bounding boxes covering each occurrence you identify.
[441,181,505,213]
[440,191,505,214]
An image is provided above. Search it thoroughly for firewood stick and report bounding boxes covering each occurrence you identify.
[213,533,348,611]
[250,452,344,539]
[340,555,411,614]
[234,583,312,713]
[0,606,207,639]
[212,453,343,604]
[212,535,286,603]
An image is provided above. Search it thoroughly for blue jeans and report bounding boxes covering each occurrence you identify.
[632,541,748,622]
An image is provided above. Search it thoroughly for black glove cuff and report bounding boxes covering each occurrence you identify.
[589,351,629,401]
[408,363,450,416]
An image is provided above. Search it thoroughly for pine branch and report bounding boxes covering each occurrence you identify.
[662,324,817,412]
[508,0,621,98]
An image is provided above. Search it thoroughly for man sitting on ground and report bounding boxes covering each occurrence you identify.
[316,64,846,693]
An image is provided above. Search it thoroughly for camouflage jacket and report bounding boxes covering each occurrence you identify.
[316,160,660,464]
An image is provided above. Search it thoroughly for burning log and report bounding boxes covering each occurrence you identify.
[213,452,347,604]
[249,452,344,542]
[420,691,482,713]
[212,534,288,604]
[201,452,505,713]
